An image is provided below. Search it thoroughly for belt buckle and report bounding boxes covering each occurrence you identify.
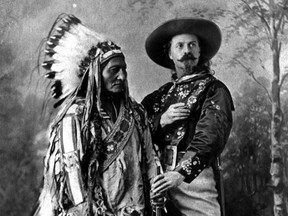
[163,145,177,171]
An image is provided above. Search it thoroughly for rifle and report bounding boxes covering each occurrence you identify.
[216,157,226,216]
[152,164,165,216]
[155,206,162,216]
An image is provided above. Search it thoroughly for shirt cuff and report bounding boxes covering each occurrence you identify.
[175,155,208,183]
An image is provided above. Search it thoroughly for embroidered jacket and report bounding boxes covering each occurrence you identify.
[34,97,157,216]
[142,73,234,183]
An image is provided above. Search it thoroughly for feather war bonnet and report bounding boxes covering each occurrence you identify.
[40,14,125,107]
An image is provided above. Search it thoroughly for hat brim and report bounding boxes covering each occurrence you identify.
[145,18,222,69]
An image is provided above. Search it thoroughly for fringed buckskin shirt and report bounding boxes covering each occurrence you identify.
[34,98,157,216]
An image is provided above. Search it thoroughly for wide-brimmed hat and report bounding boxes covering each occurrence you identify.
[145,18,222,69]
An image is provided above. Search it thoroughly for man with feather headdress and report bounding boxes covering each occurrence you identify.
[33,14,159,216]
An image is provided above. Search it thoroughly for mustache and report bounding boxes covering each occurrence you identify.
[178,53,197,62]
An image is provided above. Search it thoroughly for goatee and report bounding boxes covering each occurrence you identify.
[183,61,196,74]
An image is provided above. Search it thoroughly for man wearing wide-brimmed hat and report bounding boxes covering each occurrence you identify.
[142,18,234,216]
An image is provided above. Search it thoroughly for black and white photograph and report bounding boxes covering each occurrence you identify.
[0,1,288,216]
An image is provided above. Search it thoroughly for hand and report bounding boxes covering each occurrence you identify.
[150,171,185,198]
[160,103,190,127]
[150,190,165,208]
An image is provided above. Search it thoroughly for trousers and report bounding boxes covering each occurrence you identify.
[167,167,220,216]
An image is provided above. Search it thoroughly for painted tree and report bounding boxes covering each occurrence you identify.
[226,0,288,215]
[223,77,273,216]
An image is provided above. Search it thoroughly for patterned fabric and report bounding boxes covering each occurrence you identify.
[142,73,233,181]
[142,72,234,215]
[36,14,157,216]
[34,98,157,216]
[157,75,216,147]
[100,102,135,171]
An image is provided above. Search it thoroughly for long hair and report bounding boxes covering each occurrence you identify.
[37,14,125,215]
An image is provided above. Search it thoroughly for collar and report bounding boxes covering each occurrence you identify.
[174,71,212,85]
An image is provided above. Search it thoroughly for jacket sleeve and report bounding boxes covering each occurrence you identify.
[175,81,234,183]
[141,90,161,133]
[34,103,85,216]
[33,128,61,216]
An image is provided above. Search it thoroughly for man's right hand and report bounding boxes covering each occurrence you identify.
[160,103,190,127]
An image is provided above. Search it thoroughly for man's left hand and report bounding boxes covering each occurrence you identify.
[150,171,185,198]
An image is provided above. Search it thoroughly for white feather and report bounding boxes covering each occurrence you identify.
[44,19,107,100]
